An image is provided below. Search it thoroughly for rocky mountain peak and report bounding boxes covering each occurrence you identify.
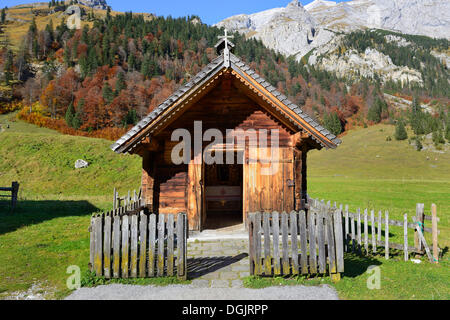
[286,0,303,9]
[77,0,109,10]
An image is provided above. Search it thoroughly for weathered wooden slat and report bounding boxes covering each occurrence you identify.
[344,205,349,252]
[364,209,369,255]
[415,203,424,252]
[333,208,344,274]
[148,214,157,277]
[350,213,356,253]
[130,214,138,278]
[281,212,290,275]
[385,211,389,260]
[272,212,281,275]
[371,210,376,253]
[121,215,129,278]
[344,205,350,252]
[112,214,121,278]
[248,214,256,276]
[290,211,299,275]
[326,212,337,276]
[404,214,408,262]
[177,213,187,279]
[431,204,439,263]
[89,219,94,272]
[357,209,362,254]
[93,215,103,277]
[139,212,147,278]
[167,214,175,276]
[378,211,382,244]
[317,210,326,274]
[298,210,308,274]
[157,214,166,277]
[424,215,440,222]
[103,214,112,279]
[263,212,272,276]
[254,213,263,275]
[308,210,317,273]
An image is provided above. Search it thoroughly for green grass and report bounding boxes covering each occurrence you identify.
[0,117,448,299]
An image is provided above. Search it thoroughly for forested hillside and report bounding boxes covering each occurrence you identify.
[0,3,449,145]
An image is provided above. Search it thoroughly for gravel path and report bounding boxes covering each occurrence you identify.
[66,284,339,300]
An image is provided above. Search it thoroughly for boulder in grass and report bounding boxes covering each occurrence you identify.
[75,159,89,169]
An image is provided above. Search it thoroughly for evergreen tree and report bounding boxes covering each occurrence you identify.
[1,8,6,25]
[323,112,342,136]
[395,120,408,141]
[102,82,114,104]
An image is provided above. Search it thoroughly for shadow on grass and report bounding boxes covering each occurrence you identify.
[343,253,382,278]
[0,200,100,235]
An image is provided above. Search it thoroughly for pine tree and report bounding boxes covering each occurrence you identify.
[102,82,114,104]
[1,8,6,25]
[395,121,408,141]
[323,112,342,136]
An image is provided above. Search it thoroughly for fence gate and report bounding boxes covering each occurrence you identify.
[248,206,344,281]
[90,208,188,280]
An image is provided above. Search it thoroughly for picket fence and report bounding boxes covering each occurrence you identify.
[248,202,344,281]
[89,198,188,280]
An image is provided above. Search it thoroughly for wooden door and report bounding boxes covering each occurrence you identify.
[187,153,203,231]
[244,147,294,222]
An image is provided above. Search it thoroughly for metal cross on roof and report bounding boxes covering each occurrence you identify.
[218,29,234,68]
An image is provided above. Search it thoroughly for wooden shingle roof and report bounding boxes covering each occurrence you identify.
[111,52,341,154]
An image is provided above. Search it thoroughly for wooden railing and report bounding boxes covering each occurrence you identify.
[0,182,19,213]
[113,187,142,210]
[248,203,344,282]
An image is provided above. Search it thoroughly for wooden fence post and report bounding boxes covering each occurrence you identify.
[431,204,439,263]
[385,211,389,260]
[248,213,255,276]
[272,212,281,276]
[404,214,408,262]
[415,203,424,253]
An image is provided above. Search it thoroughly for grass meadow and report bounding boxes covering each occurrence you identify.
[0,113,448,299]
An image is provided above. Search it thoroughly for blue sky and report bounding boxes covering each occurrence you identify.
[2,0,350,25]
